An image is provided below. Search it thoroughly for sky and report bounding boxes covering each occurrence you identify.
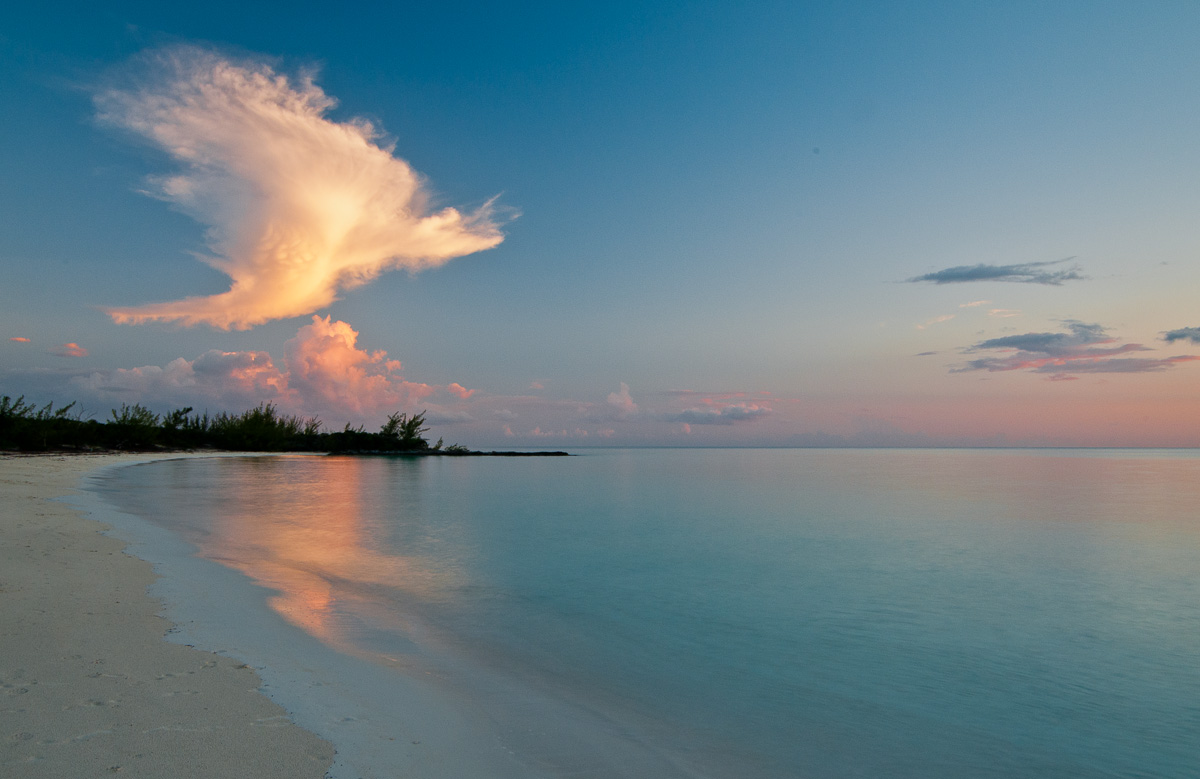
[3,1,1200,447]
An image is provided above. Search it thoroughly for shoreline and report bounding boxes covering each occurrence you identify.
[64,453,704,779]
[15,452,544,779]
[0,452,334,778]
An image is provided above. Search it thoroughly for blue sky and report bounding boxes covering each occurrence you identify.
[4,2,1200,446]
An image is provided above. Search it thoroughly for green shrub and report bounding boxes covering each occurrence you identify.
[0,397,448,453]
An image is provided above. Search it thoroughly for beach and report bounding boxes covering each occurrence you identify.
[6,449,1199,778]
[0,453,334,778]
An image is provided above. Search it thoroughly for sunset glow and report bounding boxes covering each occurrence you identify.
[193,458,459,649]
[97,48,504,330]
[4,5,1200,446]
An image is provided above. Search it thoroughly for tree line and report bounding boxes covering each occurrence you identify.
[0,396,459,453]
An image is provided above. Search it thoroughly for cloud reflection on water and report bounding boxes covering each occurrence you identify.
[185,456,462,653]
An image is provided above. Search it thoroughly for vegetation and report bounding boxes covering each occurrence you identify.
[0,395,442,453]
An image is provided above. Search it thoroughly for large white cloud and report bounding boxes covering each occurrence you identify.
[98,46,504,330]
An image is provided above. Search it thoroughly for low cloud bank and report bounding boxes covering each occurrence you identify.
[667,403,771,425]
[73,316,474,422]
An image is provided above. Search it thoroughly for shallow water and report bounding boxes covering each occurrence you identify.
[97,449,1200,778]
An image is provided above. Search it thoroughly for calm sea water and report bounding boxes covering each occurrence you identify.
[97,449,1200,778]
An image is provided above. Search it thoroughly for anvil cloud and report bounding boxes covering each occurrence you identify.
[97,47,504,330]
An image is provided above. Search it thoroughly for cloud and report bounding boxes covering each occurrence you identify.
[282,316,433,414]
[73,349,284,408]
[529,381,544,391]
[972,321,1111,353]
[954,321,1200,376]
[916,314,955,330]
[51,343,88,358]
[97,46,505,330]
[959,300,990,308]
[446,382,476,399]
[988,309,1021,318]
[908,258,1084,286]
[1163,327,1200,344]
[663,389,771,400]
[667,403,771,425]
[606,382,638,417]
[423,409,474,425]
[73,316,470,420]
[9,337,31,343]
[528,427,590,439]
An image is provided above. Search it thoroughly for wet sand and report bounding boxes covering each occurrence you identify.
[0,453,334,778]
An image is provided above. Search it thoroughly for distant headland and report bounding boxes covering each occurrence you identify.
[0,396,567,456]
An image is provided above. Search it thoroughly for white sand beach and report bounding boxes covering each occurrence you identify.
[0,453,334,778]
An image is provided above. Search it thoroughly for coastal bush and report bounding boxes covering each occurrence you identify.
[105,404,161,449]
[380,411,430,449]
[0,396,94,450]
[208,403,321,451]
[0,396,447,453]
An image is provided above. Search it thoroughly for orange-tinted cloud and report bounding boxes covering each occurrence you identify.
[284,316,436,414]
[51,342,88,358]
[98,47,505,330]
[9,337,30,343]
[74,316,468,421]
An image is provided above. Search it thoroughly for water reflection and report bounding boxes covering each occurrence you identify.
[180,456,462,652]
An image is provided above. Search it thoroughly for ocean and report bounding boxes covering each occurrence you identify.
[89,449,1200,778]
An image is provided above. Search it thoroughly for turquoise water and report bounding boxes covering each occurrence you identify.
[98,449,1200,778]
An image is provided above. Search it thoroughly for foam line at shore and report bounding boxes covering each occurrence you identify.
[66,453,538,779]
[0,453,332,778]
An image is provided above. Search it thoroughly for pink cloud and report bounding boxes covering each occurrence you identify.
[284,316,435,414]
[51,342,88,358]
[957,322,1200,377]
[916,314,955,330]
[9,337,30,343]
[99,46,505,330]
[74,350,290,410]
[447,382,476,399]
[606,382,638,417]
[73,316,467,423]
